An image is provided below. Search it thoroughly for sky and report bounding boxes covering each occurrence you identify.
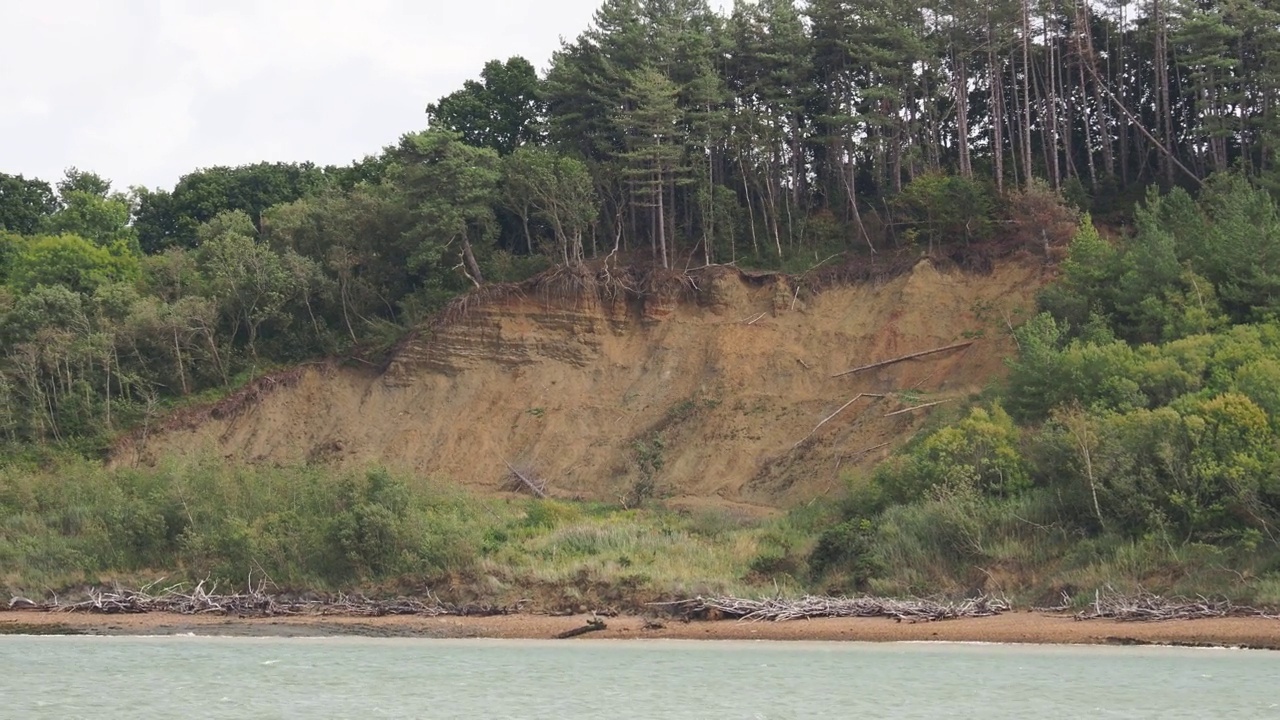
[1,0,718,192]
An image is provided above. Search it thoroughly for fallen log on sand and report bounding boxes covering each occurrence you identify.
[555,617,608,639]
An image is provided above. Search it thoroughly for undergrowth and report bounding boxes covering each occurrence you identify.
[0,457,793,609]
[3,453,1278,608]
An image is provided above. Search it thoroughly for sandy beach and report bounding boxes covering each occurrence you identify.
[4,609,1280,648]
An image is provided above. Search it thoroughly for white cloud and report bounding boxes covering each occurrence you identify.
[0,0,617,189]
[15,98,52,118]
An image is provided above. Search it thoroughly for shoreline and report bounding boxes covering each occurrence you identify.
[4,610,1280,649]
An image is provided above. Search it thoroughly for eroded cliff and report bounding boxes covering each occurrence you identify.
[115,259,1047,511]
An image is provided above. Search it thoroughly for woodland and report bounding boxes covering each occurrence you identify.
[4,0,1280,604]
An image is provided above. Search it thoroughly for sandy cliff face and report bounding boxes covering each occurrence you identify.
[114,259,1047,511]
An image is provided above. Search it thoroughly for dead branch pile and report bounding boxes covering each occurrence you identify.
[1074,589,1280,622]
[16,579,524,618]
[503,460,548,497]
[653,594,1010,623]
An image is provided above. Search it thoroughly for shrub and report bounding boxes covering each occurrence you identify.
[894,173,996,250]
[874,403,1029,501]
[808,518,879,586]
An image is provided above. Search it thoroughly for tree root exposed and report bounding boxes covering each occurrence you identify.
[652,595,1011,623]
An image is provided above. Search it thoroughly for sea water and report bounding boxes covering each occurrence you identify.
[1,636,1277,718]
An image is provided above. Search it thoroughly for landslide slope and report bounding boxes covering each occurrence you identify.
[115,258,1047,511]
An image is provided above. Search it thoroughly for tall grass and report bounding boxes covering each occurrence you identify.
[818,485,1280,606]
[7,454,1277,607]
[0,457,791,608]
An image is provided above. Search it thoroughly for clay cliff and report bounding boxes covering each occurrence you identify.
[115,259,1047,512]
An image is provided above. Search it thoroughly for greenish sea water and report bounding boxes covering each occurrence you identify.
[1,636,1276,718]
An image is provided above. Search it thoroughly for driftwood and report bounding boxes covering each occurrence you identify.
[884,399,955,418]
[792,393,886,449]
[503,460,548,498]
[832,342,975,379]
[11,580,524,619]
[555,616,608,639]
[1075,589,1280,622]
[652,594,1010,623]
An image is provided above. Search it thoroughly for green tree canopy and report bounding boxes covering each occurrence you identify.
[427,57,546,155]
[6,234,141,294]
[0,173,58,235]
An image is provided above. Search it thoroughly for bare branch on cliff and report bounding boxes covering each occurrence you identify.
[832,342,975,378]
[792,394,886,449]
[884,399,955,418]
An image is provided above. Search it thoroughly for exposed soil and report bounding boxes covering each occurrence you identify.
[114,258,1048,509]
[5,610,1280,649]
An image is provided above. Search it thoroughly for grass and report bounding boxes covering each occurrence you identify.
[0,456,797,610]
[832,487,1280,607]
[5,453,1279,609]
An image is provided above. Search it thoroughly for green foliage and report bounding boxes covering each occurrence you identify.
[0,173,58,235]
[0,457,800,603]
[502,147,598,263]
[134,162,329,252]
[0,232,19,282]
[6,234,140,294]
[427,57,546,155]
[393,130,503,292]
[809,176,1280,597]
[894,173,996,248]
[43,169,136,250]
[874,404,1028,501]
[627,434,666,507]
[196,211,307,358]
[808,518,878,586]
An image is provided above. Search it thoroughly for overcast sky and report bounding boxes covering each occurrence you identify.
[1,0,723,192]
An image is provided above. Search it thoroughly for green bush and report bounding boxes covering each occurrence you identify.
[874,403,1029,501]
[808,518,878,586]
[894,173,996,249]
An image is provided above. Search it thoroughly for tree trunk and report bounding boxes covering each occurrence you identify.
[1153,0,1175,186]
[461,236,485,286]
[1021,0,1035,186]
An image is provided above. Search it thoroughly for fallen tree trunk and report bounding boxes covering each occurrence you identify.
[832,342,975,378]
[884,399,954,418]
[555,617,608,639]
[792,393,886,449]
[504,460,548,498]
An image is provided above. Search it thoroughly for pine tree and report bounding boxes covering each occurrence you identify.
[620,67,686,268]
